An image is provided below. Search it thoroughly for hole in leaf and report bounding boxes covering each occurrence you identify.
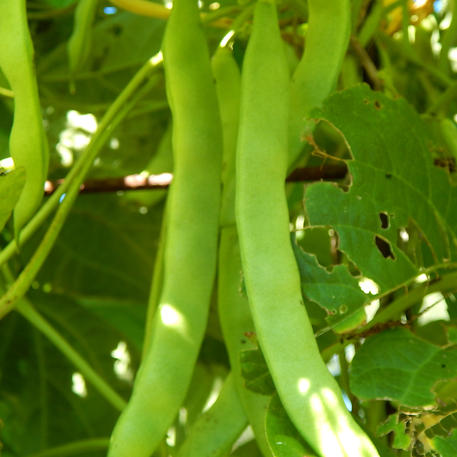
[375,236,395,259]
[399,228,409,242]
[379,212,389,229]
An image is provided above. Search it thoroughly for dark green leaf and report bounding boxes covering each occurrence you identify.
[265,394,317,457]
[377,413,411,450]
[293,241,367,332]
[240,349,275,396]
[433,430,457,457]
[350,328,457,407]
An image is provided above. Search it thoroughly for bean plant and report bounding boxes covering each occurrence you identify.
[0,1,457,456]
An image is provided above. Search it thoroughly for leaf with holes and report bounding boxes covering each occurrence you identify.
[292,240,367,332]
[305,84,457,292]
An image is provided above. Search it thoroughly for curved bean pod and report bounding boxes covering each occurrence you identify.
[235,1,379,456]
[107,0,223,454]
[0,0,49,235]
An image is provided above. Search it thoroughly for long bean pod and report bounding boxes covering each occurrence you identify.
[107,0,223,454]
[235,1,380,456]
[288,0,351,167]
[213,46,273,456]
[0,0,49,234]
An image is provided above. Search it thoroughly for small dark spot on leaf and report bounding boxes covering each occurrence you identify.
[385,173,392,179]
[375,236,395,259]
[374,100,382,109]
[111,25,122,36]
[138,136,148,146]
[379,212,389,229]
[434,157,456,173]
[363,98,370,104]
[442,364,446,368]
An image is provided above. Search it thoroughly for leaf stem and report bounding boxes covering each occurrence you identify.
[319,270,457,361]
[24,438,109,457]
[0,86,14,98]
[109,0,234,28]
[360,270,457,332]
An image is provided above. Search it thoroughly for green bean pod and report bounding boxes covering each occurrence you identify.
[439,118,457,162]
[176,374,247,457]
[68,0,98,78]
[288,0,351,166]
[0,0,49,235]
[107,0,223,454]
[213,46,273,456]
[235,1,379,456]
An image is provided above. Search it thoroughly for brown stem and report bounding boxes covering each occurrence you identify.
[44,165,347,196]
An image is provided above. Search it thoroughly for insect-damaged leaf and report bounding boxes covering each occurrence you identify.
[305,85,457,293]
[293,242,367,332]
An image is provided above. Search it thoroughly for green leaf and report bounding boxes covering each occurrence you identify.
[265,394,317,457]
[447,325,457,344]
[32,194,163,303]
[350,327,457,407]
[76,296,146,352]
[377,413,411,450]
[433,430,457,457]
[293,241,367,332]
[240,349,275,396]
[296,227,334,267]
[305,85,457,292]
[0,169,25,232]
